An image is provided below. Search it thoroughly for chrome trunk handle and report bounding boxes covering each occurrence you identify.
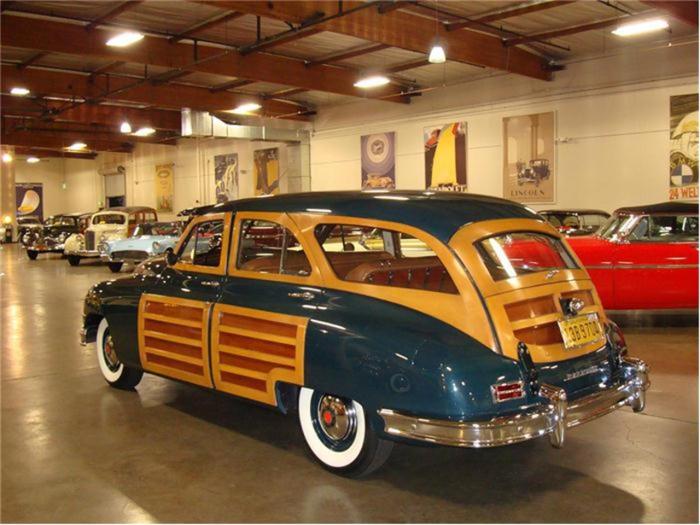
[200,280,220,287]
[288,291,315,300]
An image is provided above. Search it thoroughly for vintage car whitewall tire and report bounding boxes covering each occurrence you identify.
[67,255,81,266]
[298,387,393,477]
[26,250,38,260]
[107,262,123,273]
[96,318,143,389]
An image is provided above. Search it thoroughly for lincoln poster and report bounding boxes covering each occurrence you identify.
[669,94,698,200]
[361,132,396,189]
[503,112,555,203]
[424,122,467,191]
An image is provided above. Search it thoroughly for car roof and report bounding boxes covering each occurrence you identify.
[201,191,541,243]
[615,201,698,215]
[540,209,610,215]
[96,206,156,214]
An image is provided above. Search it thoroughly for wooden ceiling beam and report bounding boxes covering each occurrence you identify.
[3,119,174,144]
[641,0,698,27]
[169,11,245,43]
[1,14,408,102]
[209,79,255,92]
[205,1,553,80]
[89,60,126,81]
[239,27,323,55]
[17,51,49,70]
[13,146,98,160]
[305,43,389,67]
[85,0,143,31]
[446,0,576,31]
[383,58,430,73]
[2,132,135,153]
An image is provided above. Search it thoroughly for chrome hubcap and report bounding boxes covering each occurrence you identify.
[103,333,121,372]
[317,395,356,442]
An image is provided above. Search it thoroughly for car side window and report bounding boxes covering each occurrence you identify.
[314,224,457,294]
[237,219,311,276]
[646,215,699,242]
[179,219,224,267]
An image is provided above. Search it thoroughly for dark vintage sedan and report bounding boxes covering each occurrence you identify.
[540,209,610,237]
[24,213,92,259]
[81,191,648,476]
[17,216,43,245]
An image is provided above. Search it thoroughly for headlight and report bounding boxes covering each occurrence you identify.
[100,233,107,242]
[152,241,161,252]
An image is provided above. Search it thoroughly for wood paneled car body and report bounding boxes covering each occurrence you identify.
[81,192,649,476]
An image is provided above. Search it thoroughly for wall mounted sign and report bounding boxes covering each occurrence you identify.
[254,148,280,196]
[502,111,555,203]
[214,153,239,203]
[15,182,43,221]
[424,122,467,192]
[361,132,396,190]
[669,94,698,200]
[155,163,174,212]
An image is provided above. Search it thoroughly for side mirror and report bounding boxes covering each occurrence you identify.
[165,248,178,266]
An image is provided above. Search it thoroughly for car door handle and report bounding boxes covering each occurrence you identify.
[201,280,220,287]
[288,291,315,300]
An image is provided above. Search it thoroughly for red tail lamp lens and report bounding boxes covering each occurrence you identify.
[491,381,525,403]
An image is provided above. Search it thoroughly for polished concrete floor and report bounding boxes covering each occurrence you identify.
[1,243,698,523]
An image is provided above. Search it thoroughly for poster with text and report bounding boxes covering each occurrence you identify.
[361,132,396,189]
[502,112,555,203]
[669,94,698,200]
[253,148,280,196]
[155,163,174,212]
[214,153,239,203]
[424,123,467,191]
[15,182,43,221]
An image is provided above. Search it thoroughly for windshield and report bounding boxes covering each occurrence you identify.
[18,217,40,225]
[477,232,578,281]
[93,214,125,225]
[597,215,638,241]
[45,216,76,227]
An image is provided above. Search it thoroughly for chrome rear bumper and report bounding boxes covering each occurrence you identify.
[378,357,649,449]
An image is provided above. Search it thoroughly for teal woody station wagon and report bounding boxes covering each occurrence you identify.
[81,191,649,476]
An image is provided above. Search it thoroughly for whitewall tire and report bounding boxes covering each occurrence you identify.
[298,387,393,477]
[96,318,143,389]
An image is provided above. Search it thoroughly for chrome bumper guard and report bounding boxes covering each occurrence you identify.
[378,357,649,449]
[70,250,101,258]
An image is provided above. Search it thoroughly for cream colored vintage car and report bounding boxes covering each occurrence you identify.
[64,206,157,266]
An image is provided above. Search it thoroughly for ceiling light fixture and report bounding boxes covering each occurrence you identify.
[428,44,446,64]
[612,18,669,37]
[10,87,30,96]
[106,31,144,47]
[353,75,391,89]
[133,127,155,136]
[2,153,13,163]
[67,142,87,151]
[227,102,262,115]
[26,156,40,164]
[120,121,132,134]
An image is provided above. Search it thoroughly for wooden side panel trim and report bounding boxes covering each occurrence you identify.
[138,293,213,388]
[211,304,307,406]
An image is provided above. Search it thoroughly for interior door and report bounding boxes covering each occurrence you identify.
[137,212,232,387]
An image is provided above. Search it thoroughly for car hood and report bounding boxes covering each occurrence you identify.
[108,235,177,252]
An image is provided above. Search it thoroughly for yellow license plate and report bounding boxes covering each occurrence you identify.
[558,313,603,350]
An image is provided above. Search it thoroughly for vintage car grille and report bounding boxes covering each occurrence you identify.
[85,231,95,251]
[112,250,148,261]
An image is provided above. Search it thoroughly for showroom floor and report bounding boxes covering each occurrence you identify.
[1,243,697,523]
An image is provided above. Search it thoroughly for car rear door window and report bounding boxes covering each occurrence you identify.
[179,219,224,267]
[237,219,311,276]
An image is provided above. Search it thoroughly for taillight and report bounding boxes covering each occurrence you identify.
[490,381,525,403]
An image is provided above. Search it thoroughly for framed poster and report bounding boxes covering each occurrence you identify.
[669,94,698,200]
[253,148,279,196]
[502,112,555,203]
[214,153,238,203]
[155,163,174,212]
[361,132,396,189]
[15,182,43,220]
[424,122,467,191]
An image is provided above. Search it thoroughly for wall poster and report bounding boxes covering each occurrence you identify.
[669,94,698,200]
[253,148,280,196]
[155,163,174,212]
[361,132,396,189]
[424,122,467,191]
[214,153,239,203]
[502,111,555,203]
[16,182,43,221]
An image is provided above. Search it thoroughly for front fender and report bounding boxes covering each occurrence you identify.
[64,233,83,254]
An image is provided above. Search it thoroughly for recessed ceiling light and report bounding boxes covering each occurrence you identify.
[26,156,40,164]
[10,87,30,96]
[354,75,391,89]
[2,153,13,163]
[106,31,144,47]
[120,121,132,134]
[67,142,87,151]
[228,103,262,115]
[428,44,446,64]
[133,127,155,136]
[612,18,669,37]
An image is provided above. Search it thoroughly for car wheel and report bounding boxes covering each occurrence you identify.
[107,262,123,273]
[96,318,143,389]
[67,255,81,266]
[298,387,393,477]
[26,250,38,260]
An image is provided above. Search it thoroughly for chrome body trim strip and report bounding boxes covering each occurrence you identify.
[69,250,101,258]
[378,358,648,449]
[585,264,698,270]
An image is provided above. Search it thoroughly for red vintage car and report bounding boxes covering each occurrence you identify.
[567,202,698,311]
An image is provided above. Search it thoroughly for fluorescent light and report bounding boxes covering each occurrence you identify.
[106,31,144,47]
[26,156,40,164]
[228,103,262,115]
[120,121,132,133]
[353,75,390,89]
[67,142,87,151]
[10,87,30,96]
[428,44,446,64]
[133,127,155,136]
[2,153,13,163]
[612,18,669,37]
